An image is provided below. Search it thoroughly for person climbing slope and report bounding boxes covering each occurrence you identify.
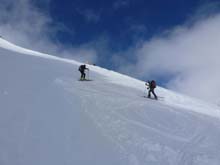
[78,64,89,80]
[145,80,158,100]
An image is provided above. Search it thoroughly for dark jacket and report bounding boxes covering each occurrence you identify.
[78,65,88,72]
[147,80,156,89]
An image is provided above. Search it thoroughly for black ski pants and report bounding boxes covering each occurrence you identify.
[80,70,86,79]
[148,88,157,99]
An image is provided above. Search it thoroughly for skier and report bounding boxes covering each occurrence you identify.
[145,80,157,100]
[78,64,89,80]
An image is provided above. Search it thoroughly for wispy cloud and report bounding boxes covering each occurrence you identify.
[75,8,101,23]
[0,0,98,63]
[113,0,130,10]
[190,1,220,22]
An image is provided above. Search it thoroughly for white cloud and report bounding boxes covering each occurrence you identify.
[119,14,220,103]
[0,0,98,64]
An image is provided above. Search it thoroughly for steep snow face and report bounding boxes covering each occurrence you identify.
[0,48,124,165]
[1,38,220,165]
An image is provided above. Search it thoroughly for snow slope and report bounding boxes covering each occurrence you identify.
[1,38,220,165]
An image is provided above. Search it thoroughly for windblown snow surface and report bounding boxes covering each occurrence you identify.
[1,38,220,165]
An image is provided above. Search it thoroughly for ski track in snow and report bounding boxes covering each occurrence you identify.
[1,37,220,165]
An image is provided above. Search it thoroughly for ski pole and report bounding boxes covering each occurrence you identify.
[87,69,90,80]
[143,85,147,96]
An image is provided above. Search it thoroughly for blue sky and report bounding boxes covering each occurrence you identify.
[1,0,220,102]
[29,0,219,69]
[37,0,199,48]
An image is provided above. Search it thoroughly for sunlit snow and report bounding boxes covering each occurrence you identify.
[1,37,220,165]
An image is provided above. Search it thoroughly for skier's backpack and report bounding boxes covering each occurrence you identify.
[78,65,85,72]
[151,80,156,88]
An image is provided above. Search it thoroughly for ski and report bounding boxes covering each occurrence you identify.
[78,79,93,81]
[142,96,164,101]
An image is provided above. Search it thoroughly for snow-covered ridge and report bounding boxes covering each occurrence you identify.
[0,37,220,119]
[0,37,146,90]
[0,37,79,65]
[0,37,143,87]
